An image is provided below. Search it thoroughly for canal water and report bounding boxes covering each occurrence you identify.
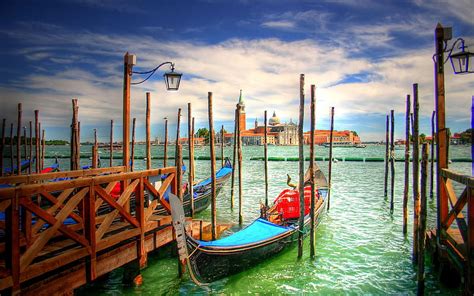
[37,144,471,295]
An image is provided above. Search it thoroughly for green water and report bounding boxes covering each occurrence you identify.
[36,144,471,295]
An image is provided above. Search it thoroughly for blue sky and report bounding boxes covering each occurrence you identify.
[0,0,473,142]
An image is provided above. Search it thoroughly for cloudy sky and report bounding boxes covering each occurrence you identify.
[0,0,473,142]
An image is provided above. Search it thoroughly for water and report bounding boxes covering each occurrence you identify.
[35,144,471,294]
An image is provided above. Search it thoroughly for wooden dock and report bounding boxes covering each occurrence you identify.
[0,166,231,295]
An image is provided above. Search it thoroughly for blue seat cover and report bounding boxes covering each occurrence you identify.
[197,218,291,247]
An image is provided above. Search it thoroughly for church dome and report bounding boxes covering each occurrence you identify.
[269,111,280,126]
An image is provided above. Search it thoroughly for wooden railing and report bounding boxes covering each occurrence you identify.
[439,168,474,286]
[0,167,177,293]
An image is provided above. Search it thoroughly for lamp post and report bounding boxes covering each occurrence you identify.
[122,52,182,171]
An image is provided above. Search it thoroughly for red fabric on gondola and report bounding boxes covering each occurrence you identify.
[273,186,319,219]
[40,167,55,174]
[111,183,122,199]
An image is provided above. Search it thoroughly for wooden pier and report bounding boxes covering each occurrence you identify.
[0,166,229,295]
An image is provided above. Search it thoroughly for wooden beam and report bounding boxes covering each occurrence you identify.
[441,169,474,187]
[123,52,132,172]
[309,84,316,259]
[94,185,139,228]
[327,107,334,211]
[187,103,194,215]
[110,119,114,168]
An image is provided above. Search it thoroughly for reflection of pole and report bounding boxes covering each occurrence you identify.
[327,107,334,211]
[123,52,133,172]
[208,92,217,240]
[309,85,316,258]
[403,95,411,235]
[297,73,304,259]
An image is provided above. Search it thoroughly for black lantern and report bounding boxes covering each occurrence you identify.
[164,67,182,91]
[449,40,474,75]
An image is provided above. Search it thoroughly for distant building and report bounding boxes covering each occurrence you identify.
[303,130,360,145]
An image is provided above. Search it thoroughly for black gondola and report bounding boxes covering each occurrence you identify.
[170,163,328,285]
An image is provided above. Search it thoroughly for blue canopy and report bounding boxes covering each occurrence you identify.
[4,159,31,174]
[197,218,291,247]
[194,166,232,190]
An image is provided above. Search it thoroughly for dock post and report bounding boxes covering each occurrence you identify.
[110,120,114,167]
[71,99,79,171]
[384,114,389,198]
[417,142,429,295]
[77,122,81,167]
[230,108,238,209]
[175,108,181,161]
[390,109,395,213]
[327,107,334,211]
[221,125,224,168]
[41,128,45,171]
[237,105,243,225]
[430,110,435,199]
[0,118,5,176]
[310,84,316,258]
[28,121,32,174]
[146,92,151,170]
[188,103,194,215]
[164,117,168,167]
[208,92,217,239]
[403,95,411,234]
[264,110,268,207]
[413,83,420,264]
[35,110,39,173]
[131,118,136,172]
[297,73,305,259]
[10,123,14,173]
[176,143,183,201]
[17,103,22,175]
[92,129,98,168]
[23,126,27,163]
[122,52,132,173]
[192,117,195,181]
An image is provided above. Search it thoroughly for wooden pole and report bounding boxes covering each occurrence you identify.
[29,121,32,174]
[34,110,39,173]
[131,118,136,172]
[92,129,98,169]
[297,73,305,259]
[110,120,114,167]
[403,95,411,235]
[23,127,27,162]
[327,107,334,211]
[310,84,316,258]
[17,103,22,175]
[146,92,151,170]
[384,114,389,198]
[221,125,224,168]
[192,117,195,181]
[177,143,183,200]
[10,123,14,173]
[0,118,5,176]
[413,83,420,264]
[208,92,217,239]
[230,108,238,209]
[237,105,243,225]
[417,142,429,295]
[390,109,395,213]
[164,118,168,167]
[188,103,194,215]
[410,113,414,136]
[123,52,133,172]
[41,129,45,171]
[175,108,181,162]
[71,99,79,171]
[430,110,435,199]
[264,110,268,207]
[77,121,81,168]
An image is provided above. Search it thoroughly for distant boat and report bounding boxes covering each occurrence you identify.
[323,142,360,148]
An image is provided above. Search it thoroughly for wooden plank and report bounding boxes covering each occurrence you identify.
[32,188,74,235]
[96,241,137,277]
[94,181,117,212]
[40,190,83,223]
[96,228,141,251]
[20,187,88,272]
[85,181,97,281]
[443,188,468,230]
[144,174,172,218]
[441,169,474,187]
[94,185,139,228]
[135,177,147,268]
[95,179,138,241]
[444,180,468,243]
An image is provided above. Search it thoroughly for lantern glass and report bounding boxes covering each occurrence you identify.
[450,50,474,74]
[164,71,182,91]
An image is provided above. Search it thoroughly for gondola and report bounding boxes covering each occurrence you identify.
[154,159,233,216]
[170,163,328,285]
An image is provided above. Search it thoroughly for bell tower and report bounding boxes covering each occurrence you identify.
[236,89,246,132]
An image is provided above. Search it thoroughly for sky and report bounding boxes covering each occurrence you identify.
[0,0,473,142]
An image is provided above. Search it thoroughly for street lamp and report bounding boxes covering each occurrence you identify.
[122,52,182,171]
[448,39,474,74]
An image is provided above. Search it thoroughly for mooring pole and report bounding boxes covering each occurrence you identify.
[16,104,22,175]
[297,73,305,259]
[192,117,195,182]
[430,110,435,199]
[390,109,395,213]
[28,121,32,174]
[175,108,181,163]
[92,129,98,169]
[327,107,334,211]
[146,92,151,170]
[413,83,420,264]
[0,119,5,176]
[71,99,79,171]
[23,127,27,163]
[264,110,268,208]
[310,84,316,258]
[230,108,238,209]
[10,123,14,173]
[208,92,217,239]
[384,114,389,198]
[77,122,81,168]
[164,118,168,167]
[41,128,45,171]
[177,143,183,201]
[237,105,243,225]
[110,120,114,167]
[221,125,224,168]
[34,110,39,173]
[122,52,133,173]
[403,95,411,235]
[131,118,136,171]
[188,103,194,215]
[418,142,429,295]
